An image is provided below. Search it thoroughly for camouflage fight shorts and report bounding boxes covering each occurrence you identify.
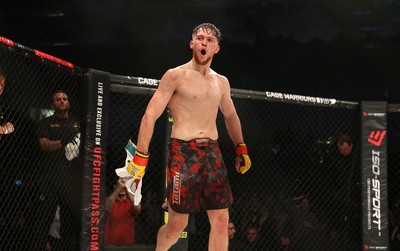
[167,137,233,214]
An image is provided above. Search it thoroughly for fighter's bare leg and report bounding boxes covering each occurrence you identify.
[207,208,229,251]
[155,203,189,251]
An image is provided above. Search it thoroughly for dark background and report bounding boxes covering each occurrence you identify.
[1,0,399,102]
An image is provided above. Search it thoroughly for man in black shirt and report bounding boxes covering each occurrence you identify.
[326,132,361,250]
[36,90,81,250]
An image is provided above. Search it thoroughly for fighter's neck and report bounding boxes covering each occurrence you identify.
[187,59,212,76]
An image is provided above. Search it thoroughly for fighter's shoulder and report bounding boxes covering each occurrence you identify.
[162,66,186,81]
[209,68,228,81]
[211,71,229,88]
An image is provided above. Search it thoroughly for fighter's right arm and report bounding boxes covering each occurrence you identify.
[135,68,179,154]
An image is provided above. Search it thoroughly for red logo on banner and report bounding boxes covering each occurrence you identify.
[368,130,386,146]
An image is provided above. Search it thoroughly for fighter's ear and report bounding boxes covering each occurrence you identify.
[214,44,220,54]
[190,40,194,49]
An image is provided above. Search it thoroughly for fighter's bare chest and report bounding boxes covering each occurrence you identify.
[177,77,221,102]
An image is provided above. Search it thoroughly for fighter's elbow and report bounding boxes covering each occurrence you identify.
[142,111,159,126]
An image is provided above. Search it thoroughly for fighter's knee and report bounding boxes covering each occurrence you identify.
[214,221,228,234]
[215,211,229,223]
[209,211,229,231]
[166,221,187,238]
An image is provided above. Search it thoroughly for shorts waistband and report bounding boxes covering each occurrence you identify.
[171,137,218,145]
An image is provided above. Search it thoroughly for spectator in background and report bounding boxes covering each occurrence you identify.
[105,177,142,246]
[0,67,14,138]
[239,225,263,250]
[237,195,261,238]
[274,203,293,251]
[290,195,322,251]
[36,90,81,250]
[228,221,236,240]
[336,132,360,203]
[228,220,244,251]
[0,67,39,250]
[256,203,280,250]
[329,132,361,249]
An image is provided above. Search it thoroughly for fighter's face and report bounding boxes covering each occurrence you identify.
[51,92,70,112]
[190,28,220,64]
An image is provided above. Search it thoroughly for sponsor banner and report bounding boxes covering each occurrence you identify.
[265,91,337,105]
[81,69,110,251]
[361,102,389,250]
[110,74,160,87]
[136,77,159,86]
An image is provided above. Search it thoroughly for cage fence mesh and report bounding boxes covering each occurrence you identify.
[188,99,362,251]
[1,38,399,251]
[0,43,83,250]
[106,85,166,247]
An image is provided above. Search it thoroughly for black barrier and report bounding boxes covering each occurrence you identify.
[81,69,111,251]
[1,35,400,251]
[361,102,389,250]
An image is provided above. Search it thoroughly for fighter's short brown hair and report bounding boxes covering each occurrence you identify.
[192,23,222,43]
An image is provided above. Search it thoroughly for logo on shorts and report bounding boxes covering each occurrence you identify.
[195,138,209,144]
[173,172,181,205]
